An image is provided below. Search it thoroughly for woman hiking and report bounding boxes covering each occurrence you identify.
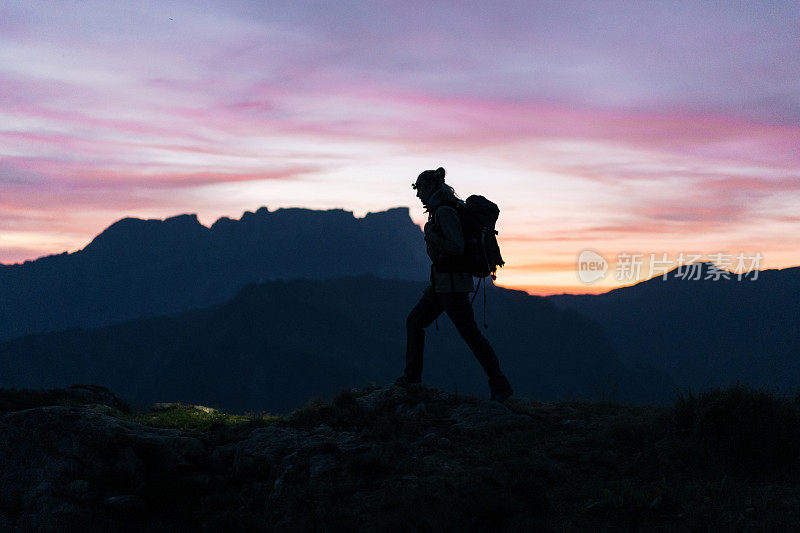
[395,167,514,403]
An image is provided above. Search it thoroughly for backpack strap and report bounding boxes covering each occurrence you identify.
[433,200,469,244]
[431,199,460,218]
[471,277,482,304]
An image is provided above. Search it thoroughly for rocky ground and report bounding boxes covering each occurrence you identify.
[1,383,799,531]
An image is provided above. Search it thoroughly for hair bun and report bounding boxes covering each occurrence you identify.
[436,167,446,179]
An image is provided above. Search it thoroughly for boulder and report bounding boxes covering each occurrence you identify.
[0,405,205,529]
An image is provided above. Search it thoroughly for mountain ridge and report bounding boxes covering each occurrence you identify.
[0,206,427,342]
[547,263,800,394]
[2,206,415,267]
[0,275,674,411]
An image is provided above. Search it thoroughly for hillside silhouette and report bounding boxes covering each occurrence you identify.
[548,263,800,395]
[2,206,797,408]
[0,276,672,412]
[0,207,428,342]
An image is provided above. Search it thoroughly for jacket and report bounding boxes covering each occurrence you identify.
[423,187,475,293]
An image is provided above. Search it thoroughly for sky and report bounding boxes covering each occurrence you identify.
[1,1,798,294]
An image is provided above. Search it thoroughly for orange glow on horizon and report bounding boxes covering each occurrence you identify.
[498,283,612,296]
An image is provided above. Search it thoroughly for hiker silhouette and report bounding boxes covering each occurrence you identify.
[395,167,514,402]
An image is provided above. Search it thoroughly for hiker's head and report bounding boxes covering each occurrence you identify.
[412,167,445,203]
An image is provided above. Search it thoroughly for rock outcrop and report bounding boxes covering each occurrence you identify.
[0,383,547,530]
[2,383,799,531]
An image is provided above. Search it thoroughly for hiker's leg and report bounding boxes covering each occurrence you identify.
[404,286,443,382]
[441,291,510,393]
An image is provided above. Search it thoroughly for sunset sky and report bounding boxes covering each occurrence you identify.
[2,1,798,294]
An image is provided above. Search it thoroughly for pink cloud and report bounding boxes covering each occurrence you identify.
[7,62,800,172]
[235,81,800,169]
[6,100,209,141]
[2,158,313,195]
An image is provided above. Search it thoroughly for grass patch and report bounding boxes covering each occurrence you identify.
[582,478,682,528]
[130,404,278,432]
[672,384,800,477]
[285,393,369,431]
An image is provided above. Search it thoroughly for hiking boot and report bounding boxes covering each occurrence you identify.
[394,376,421,389]
[489,374,513,403]
[490,388,513,403]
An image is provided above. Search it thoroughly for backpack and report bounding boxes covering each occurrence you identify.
[435,195,505,279]
[460,195,505,279]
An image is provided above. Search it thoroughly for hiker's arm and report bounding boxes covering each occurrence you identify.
[429,206,464,256]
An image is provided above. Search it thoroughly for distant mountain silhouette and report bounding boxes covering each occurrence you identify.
[0,276,674,412]
[548,262,800,395]
[0,207,429,342]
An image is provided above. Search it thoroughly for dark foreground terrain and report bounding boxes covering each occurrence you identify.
[1,383,799,531]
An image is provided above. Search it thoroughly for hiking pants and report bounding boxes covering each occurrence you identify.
[404,285,508,392]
